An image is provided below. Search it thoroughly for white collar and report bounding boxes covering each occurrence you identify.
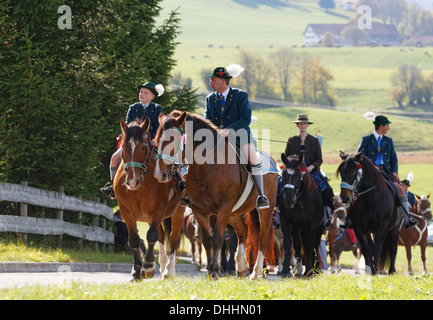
[373,131,382,140]
[220,87,230,99]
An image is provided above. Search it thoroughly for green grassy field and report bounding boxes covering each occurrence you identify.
[159,0,433,110]
[2,273,433,300]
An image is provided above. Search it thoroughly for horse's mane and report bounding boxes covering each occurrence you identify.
[336,153,386,190]
[302,171,318,192]
[121,120,145,145]
[284,154,317,192]
[155,110,219,144]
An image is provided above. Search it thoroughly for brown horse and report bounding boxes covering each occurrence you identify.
[398,194,431,274]
[153,111,278,279]
[113,118,184,280]
[327,194,347,273]
[184,209,203,268]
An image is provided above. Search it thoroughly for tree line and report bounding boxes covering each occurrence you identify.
[226,49,337,107]
[0,0,198,202]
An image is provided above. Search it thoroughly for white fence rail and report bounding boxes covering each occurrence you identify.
[0,181,114,249]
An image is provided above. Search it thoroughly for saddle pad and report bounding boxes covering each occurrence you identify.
[231,150,278,212]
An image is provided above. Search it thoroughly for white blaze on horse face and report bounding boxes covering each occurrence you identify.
[285,168,295,175]
[128,139,138,189]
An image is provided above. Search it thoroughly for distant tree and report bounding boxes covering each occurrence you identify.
[269,48,299,101]
[341,25,369,45]
[392,64,424,106]
[321,32,336,47]
[237,50,278,99]
[295,55,337,106]
[319,0,335,12]
[388,87,407,109]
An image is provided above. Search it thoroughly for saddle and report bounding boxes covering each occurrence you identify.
[379,168,402,206]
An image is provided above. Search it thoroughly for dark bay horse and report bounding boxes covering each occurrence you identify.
[153,111,278,279]
[113,118,184,280]
[337,151,400,275]
[398,194,431,274]
[279,153,325,277]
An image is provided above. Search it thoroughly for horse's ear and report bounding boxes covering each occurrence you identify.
[354,150,363,162]
[120,118,128,133]
[281,153,288,166]
[158,112,166,124]
[339,150,348,160]
[298,152,304,164]
[140,117,150,133]
[428,193,431,199]
[176,112,187,127]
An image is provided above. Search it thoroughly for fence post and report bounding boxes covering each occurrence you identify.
[56,186,64,248]
[20,181,28,245]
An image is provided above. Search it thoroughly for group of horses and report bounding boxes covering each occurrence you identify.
[113,111,431,281]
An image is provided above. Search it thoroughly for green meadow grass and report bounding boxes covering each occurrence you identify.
[160,0,433,110]
[2,273,433,300]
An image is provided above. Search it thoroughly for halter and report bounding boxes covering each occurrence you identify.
[281,166,304,205]
[155,126,186,175]
[340,161,376,201]
[416,197,432,219]
[123,134,155,175]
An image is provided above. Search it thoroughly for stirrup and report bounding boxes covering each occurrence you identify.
[256,196,270,210]
[100,184,115,198]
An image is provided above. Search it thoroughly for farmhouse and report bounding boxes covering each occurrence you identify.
[303,23,401,47]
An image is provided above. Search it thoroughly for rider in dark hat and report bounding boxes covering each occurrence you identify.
[204,65,270,210]
[285,114,334,230]
[340,115,418,229]
[100,82,163,198]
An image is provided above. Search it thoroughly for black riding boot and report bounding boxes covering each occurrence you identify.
[251,163,270,210]
[401,197,418,229]
[100,166,117,198]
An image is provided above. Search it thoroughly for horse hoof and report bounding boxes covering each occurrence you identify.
[236,269,250,278]
[211,271,220,279]
[162,271,174,280]
[141,267,156,279]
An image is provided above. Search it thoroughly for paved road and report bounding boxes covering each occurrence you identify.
[0,261,364,289]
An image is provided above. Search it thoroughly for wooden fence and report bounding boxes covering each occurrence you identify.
[0,181,114,251]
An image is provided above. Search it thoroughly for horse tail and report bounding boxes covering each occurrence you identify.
[245,209,275,271]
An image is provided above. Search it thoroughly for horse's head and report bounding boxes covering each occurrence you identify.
[279,153,304,209]
[415,194,432,222]
[337,150,363,204]
[154,111,187,183]
[332,193,346,220]
[120,117,152,190]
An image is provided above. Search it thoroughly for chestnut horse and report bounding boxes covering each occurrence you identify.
[337,151,400,275]
[153,111,277,279]
[113,118,184,280]
[398,194,431,274]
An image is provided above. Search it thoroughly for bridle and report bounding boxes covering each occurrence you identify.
[340,161,376,201]
[154,126,186,176]
[281,166,304,206]
[123,133,156,176]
